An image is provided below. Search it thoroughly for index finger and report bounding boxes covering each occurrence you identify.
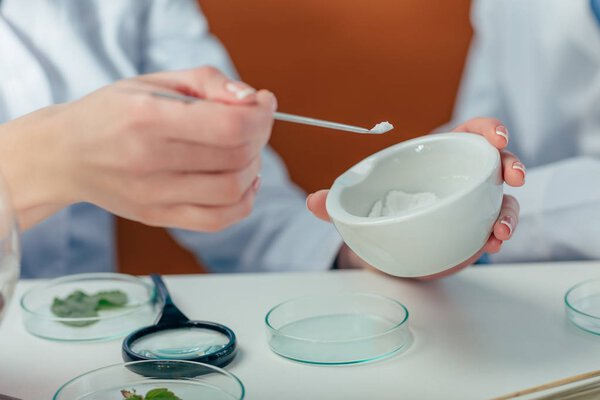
[136,67,259,106]
[155,89,276,147]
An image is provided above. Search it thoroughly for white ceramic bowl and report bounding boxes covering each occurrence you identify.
[326,133,503,277]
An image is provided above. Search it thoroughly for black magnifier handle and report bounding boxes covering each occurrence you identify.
[151,274,190,326]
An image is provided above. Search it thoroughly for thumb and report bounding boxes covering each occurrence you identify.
[306,189,331,221]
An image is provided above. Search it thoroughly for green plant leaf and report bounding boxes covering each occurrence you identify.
[52,289,128,327]
[121,389,143,399]
[121,388,182,400]
[145,388,182,399]
[95,290,128,309]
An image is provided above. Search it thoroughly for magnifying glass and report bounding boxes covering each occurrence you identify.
[122,274,237,370]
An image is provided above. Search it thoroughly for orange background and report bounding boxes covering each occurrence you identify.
[117,0,474,275]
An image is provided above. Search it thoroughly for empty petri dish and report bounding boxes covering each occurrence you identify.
[565,278,600,335]
[265,292,411,365]
[21,273,157,341]
[54,360,244,400]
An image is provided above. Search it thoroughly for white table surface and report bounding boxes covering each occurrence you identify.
[3,262,600,399]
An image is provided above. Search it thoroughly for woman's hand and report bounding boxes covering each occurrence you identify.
[306,117,525,279]
[0,67,276,230]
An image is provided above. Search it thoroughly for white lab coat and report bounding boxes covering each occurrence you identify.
[452,0,600,262]
[0,0,343,277]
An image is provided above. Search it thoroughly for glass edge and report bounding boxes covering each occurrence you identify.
[264,292,409,343]
[20,273,156,321]
[53,360,245,399]
[564,278,600,321]
[268,338,410,366]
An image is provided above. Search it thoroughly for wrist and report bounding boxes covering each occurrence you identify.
[336,245,363,270]
[0,105,75,228]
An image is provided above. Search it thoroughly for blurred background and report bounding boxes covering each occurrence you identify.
[118,0,473,275]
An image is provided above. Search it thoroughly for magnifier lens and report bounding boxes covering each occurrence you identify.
[131,327,231,360]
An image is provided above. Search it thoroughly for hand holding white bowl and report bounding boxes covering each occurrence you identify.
[307,118,524,279]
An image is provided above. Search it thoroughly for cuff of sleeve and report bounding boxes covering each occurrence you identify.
[265,215,344,273]
[475,253,491,265]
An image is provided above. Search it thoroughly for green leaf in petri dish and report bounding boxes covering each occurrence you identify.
[145,388,182,399]
[121,389,144,399]
[95,290,128,310]
[121,388,182,400]
[52,289,129,327]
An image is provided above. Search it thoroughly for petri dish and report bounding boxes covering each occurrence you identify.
[21,273,157,341]
[565,278,600,335]
[54,360,244,400]
[265,292,411,365]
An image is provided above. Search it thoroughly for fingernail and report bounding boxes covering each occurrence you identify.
[253,174,262,192]
[512,161,526,176]
[500,215,514,236]
[306,193,314,210]
[495,125,509,144]
[270,91,278,112]
[225,82,256,100]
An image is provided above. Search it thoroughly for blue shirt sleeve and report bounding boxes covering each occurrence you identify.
[475,253,491,265]
[592,0,600,26]
[169,147,343,273]
[140,0,344,273]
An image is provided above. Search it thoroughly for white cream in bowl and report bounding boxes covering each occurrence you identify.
[367,190,439,218]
